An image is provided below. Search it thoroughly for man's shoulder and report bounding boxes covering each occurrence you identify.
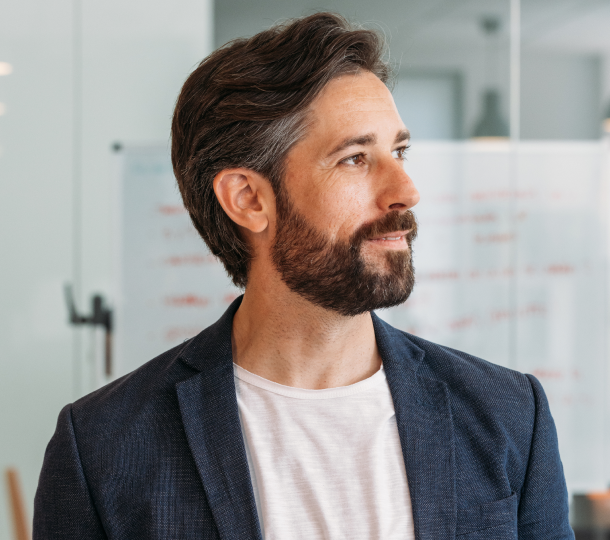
[411,331,529,380]
[388,328,542,459]
[67,301,237,443]
[69,339,196,438]
[390,327,536,411]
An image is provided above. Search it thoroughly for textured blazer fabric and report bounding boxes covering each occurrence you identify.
[34,296,574,539]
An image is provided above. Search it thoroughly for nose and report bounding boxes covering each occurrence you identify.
[376,156,420,211]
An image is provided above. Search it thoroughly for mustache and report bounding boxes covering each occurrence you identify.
[350,210,418,248]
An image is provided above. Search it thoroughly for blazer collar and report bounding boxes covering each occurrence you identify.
[373,313,457,540]
[176,298,455,540]
[176,295,263,540]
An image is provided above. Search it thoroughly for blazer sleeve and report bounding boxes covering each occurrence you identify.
[34,404,107,540]
[517,375,574,539]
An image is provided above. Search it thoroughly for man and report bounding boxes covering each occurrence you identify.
[35,13,573,540]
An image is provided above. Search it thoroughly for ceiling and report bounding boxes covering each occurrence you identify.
[216,0,610,54]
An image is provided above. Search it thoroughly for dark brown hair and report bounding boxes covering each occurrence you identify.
[171,12,389,287]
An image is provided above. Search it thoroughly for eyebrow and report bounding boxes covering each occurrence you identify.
[326,129,411,159]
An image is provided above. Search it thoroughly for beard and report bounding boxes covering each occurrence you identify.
[270,192,418,317]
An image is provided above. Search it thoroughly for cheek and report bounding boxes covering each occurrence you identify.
[312,181,375,239]
[286,160,378,239]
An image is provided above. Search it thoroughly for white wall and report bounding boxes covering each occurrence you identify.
[0,2,75,536]
[0,1,212,537]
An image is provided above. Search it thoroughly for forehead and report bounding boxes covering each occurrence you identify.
[312,71,396,111]
[302,71,405,152]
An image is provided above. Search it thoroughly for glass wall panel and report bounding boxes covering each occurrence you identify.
[519,0,610,504]
[0,2,212,538]
[216,0,512,142]
[514,142,608,492]
[520,0,609,140]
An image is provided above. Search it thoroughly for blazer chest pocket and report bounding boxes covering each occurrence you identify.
[456,492,518,537]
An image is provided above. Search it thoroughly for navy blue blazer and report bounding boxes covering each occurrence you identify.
[34,297,574,539]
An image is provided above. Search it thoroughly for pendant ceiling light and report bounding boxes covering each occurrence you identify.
[472,16,509,139]
[603,101,610,135]
[473,89,509,138]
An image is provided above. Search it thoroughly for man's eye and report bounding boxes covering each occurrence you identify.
[392,146,410,161]
[342,153,365,166]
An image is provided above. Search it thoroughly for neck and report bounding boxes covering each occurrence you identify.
[232,272,381,390]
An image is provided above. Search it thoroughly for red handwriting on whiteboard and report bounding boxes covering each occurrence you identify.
[162,227,199,240]
[546,264,574,274]
[164,254,217,266]
[488,304,546,322]
[486,267,515,278]
[164,326,202,341]
[475,232,515,243]
[470,190,537,201]
[490,309,512,322]
[449,316,475,330]
[158,205,188,215]
[426,213,498,226]
[519,303,546,316]
[546,393,597,407]
[416,264,582,282]
[420,270,460,281]
[402,292,433,308]
[444,304,547,332]
[164,295,210,307]
[531,368,582,381]
[403,323,440,336]
[223,292,240,304]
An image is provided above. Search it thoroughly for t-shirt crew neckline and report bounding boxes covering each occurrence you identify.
[233,362,386,400]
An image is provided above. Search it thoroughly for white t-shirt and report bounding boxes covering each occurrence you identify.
[234,363,415,540]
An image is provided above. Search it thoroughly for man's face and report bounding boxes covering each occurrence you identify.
[270,71,420,316]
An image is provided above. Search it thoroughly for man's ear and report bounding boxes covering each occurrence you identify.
[213,168,274,234]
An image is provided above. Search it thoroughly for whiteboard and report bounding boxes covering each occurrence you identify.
[114,141,610,493]
[113,146,240,377]
[387,141,610,493]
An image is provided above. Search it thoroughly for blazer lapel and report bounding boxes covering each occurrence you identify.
[176,297,263,540]
[373,314,457,540]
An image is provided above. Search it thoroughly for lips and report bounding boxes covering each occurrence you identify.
[350,210,418,248]
[369,231,410,242]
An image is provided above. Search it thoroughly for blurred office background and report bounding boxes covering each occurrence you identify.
[2,0,610,537]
